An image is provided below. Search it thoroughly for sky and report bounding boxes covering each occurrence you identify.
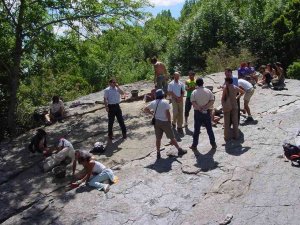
[147,0,185,18]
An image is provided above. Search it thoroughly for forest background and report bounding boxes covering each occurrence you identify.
[0,0,300,140]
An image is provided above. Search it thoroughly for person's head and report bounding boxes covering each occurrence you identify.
[225,68,232,78]
[196,77,204,87]
[188,70,195,80]
[155,89,164,100]
[78,151,92,165]
[225,77,233,84]
[266,63,272,71]
[109,78,117,87]
[259,65,266,73]
[240,62,247,68]
[173,71,180,81]
[52,96,59,103]
[150,57,157,64]
[36,129,46,138]
[275,62,282,67]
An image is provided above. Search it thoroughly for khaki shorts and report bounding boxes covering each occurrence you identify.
[244,88,254,102]
[154,120,175,140]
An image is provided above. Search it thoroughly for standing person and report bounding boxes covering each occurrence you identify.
[168,72,185,133]
[144,89,187,159]
[238,78,255,122]
[104,78,127,140]
[151,57,168,94]
[189,78,217,150]
[222,77,244,141]
[184,70,196,127]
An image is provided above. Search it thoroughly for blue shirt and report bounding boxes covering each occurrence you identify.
[104,86,121,104]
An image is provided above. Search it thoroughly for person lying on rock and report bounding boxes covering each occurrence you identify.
[43,138,77,172]
[71,151,114,192]
[28,128,48,155]
[45,96,65,125]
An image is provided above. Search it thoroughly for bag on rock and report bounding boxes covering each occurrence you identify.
[283,143,300,167]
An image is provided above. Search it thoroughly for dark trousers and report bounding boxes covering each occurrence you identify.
[185,97,192,118]
[108,104,126,137]
[192,110,216,147]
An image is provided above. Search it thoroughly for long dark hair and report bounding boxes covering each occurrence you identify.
[78,151,92,164]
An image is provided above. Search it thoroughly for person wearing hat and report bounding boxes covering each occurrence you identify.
[144,89,187,159]
[104,78,127,140]
[189,78,217,150]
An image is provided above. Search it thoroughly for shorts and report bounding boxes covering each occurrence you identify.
[154,120,175,140]
[244,88,254,102]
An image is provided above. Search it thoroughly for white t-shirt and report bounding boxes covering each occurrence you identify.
[50,100,64,114]
[168,80,185,97]
[58,138,75,151]
[238,79,252,91]
[104,86,121,104]
[191,87,214,107]
[147,99,170,121]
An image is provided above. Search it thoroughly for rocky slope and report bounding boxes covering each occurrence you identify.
[1,72,300,225]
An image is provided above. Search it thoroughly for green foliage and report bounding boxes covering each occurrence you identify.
[287,60,300,79]
[204,43,256,74]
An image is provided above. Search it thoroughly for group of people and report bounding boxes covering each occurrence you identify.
[29,58,286,190]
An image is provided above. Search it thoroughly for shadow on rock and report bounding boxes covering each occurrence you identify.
[224,131,251,156]
[104,138,124,157]
[145,157,182,173]
[240,119,258,126]
[192,148,219,172]
[184,127,194,136]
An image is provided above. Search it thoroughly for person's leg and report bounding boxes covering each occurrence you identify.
[156,75,163,90]
[177,101,184,129]
[88,172,110,191]
[237,98,240,125]
[244,100,251,116]
[108,106,116,138]
[115,105,127,136]
[184,97,191,126]
[172,101,179,126]
[223,112,231,141]
[154,121,164,159]
[203,113,216,147]
[231,109,239,139]
[192,111,201,147]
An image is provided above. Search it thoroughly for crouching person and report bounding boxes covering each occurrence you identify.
[72,151,114,192]
[28,129,48,155]
[43,138,76,172]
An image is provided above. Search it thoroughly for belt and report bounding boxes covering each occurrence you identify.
[108,103,119,106]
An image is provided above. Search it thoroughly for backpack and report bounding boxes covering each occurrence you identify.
[90,142,105,153]
[283,143,300,167]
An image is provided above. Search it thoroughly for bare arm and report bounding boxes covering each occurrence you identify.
[78,161,95,184]
[236,87,245,99]
[116,84,124,95]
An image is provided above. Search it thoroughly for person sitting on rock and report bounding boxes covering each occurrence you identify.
[43,138,77,172]
[28,129,48,155]
[258,65,273,87]
[71,151,114,192]
[45,96,65,124]
[238,62,249,79]
[272,62,285,88]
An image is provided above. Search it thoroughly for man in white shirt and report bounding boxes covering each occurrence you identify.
[43,138,77,172]
[144,89,186,159]
[168,72,185,133]
[104,78,127,140]
[238,78,255,122]
[190,78,217,150]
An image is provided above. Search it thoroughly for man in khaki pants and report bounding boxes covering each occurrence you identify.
[168,72,185,133]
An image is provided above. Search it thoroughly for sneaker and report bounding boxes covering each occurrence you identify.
[189,145,197,151]
[178,148,187,156]
[157,151,161,160]
[211,143,217,149]
[103,184,110,193]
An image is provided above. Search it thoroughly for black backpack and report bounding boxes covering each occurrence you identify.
[283,143,300,167]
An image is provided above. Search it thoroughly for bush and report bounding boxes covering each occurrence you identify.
[287,61,300,80]
[204,43,256,73]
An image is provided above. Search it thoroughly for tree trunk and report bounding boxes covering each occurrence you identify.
[7,0,25,137]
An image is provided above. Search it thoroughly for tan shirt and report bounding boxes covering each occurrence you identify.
[191,87,214,107]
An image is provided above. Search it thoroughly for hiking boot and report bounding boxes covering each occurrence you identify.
[211,143,217,149]
[178,148,187,156]
[103,184,110,193]
[189,145,197,151]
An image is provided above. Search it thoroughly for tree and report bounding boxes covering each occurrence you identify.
[0,0,148,136]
